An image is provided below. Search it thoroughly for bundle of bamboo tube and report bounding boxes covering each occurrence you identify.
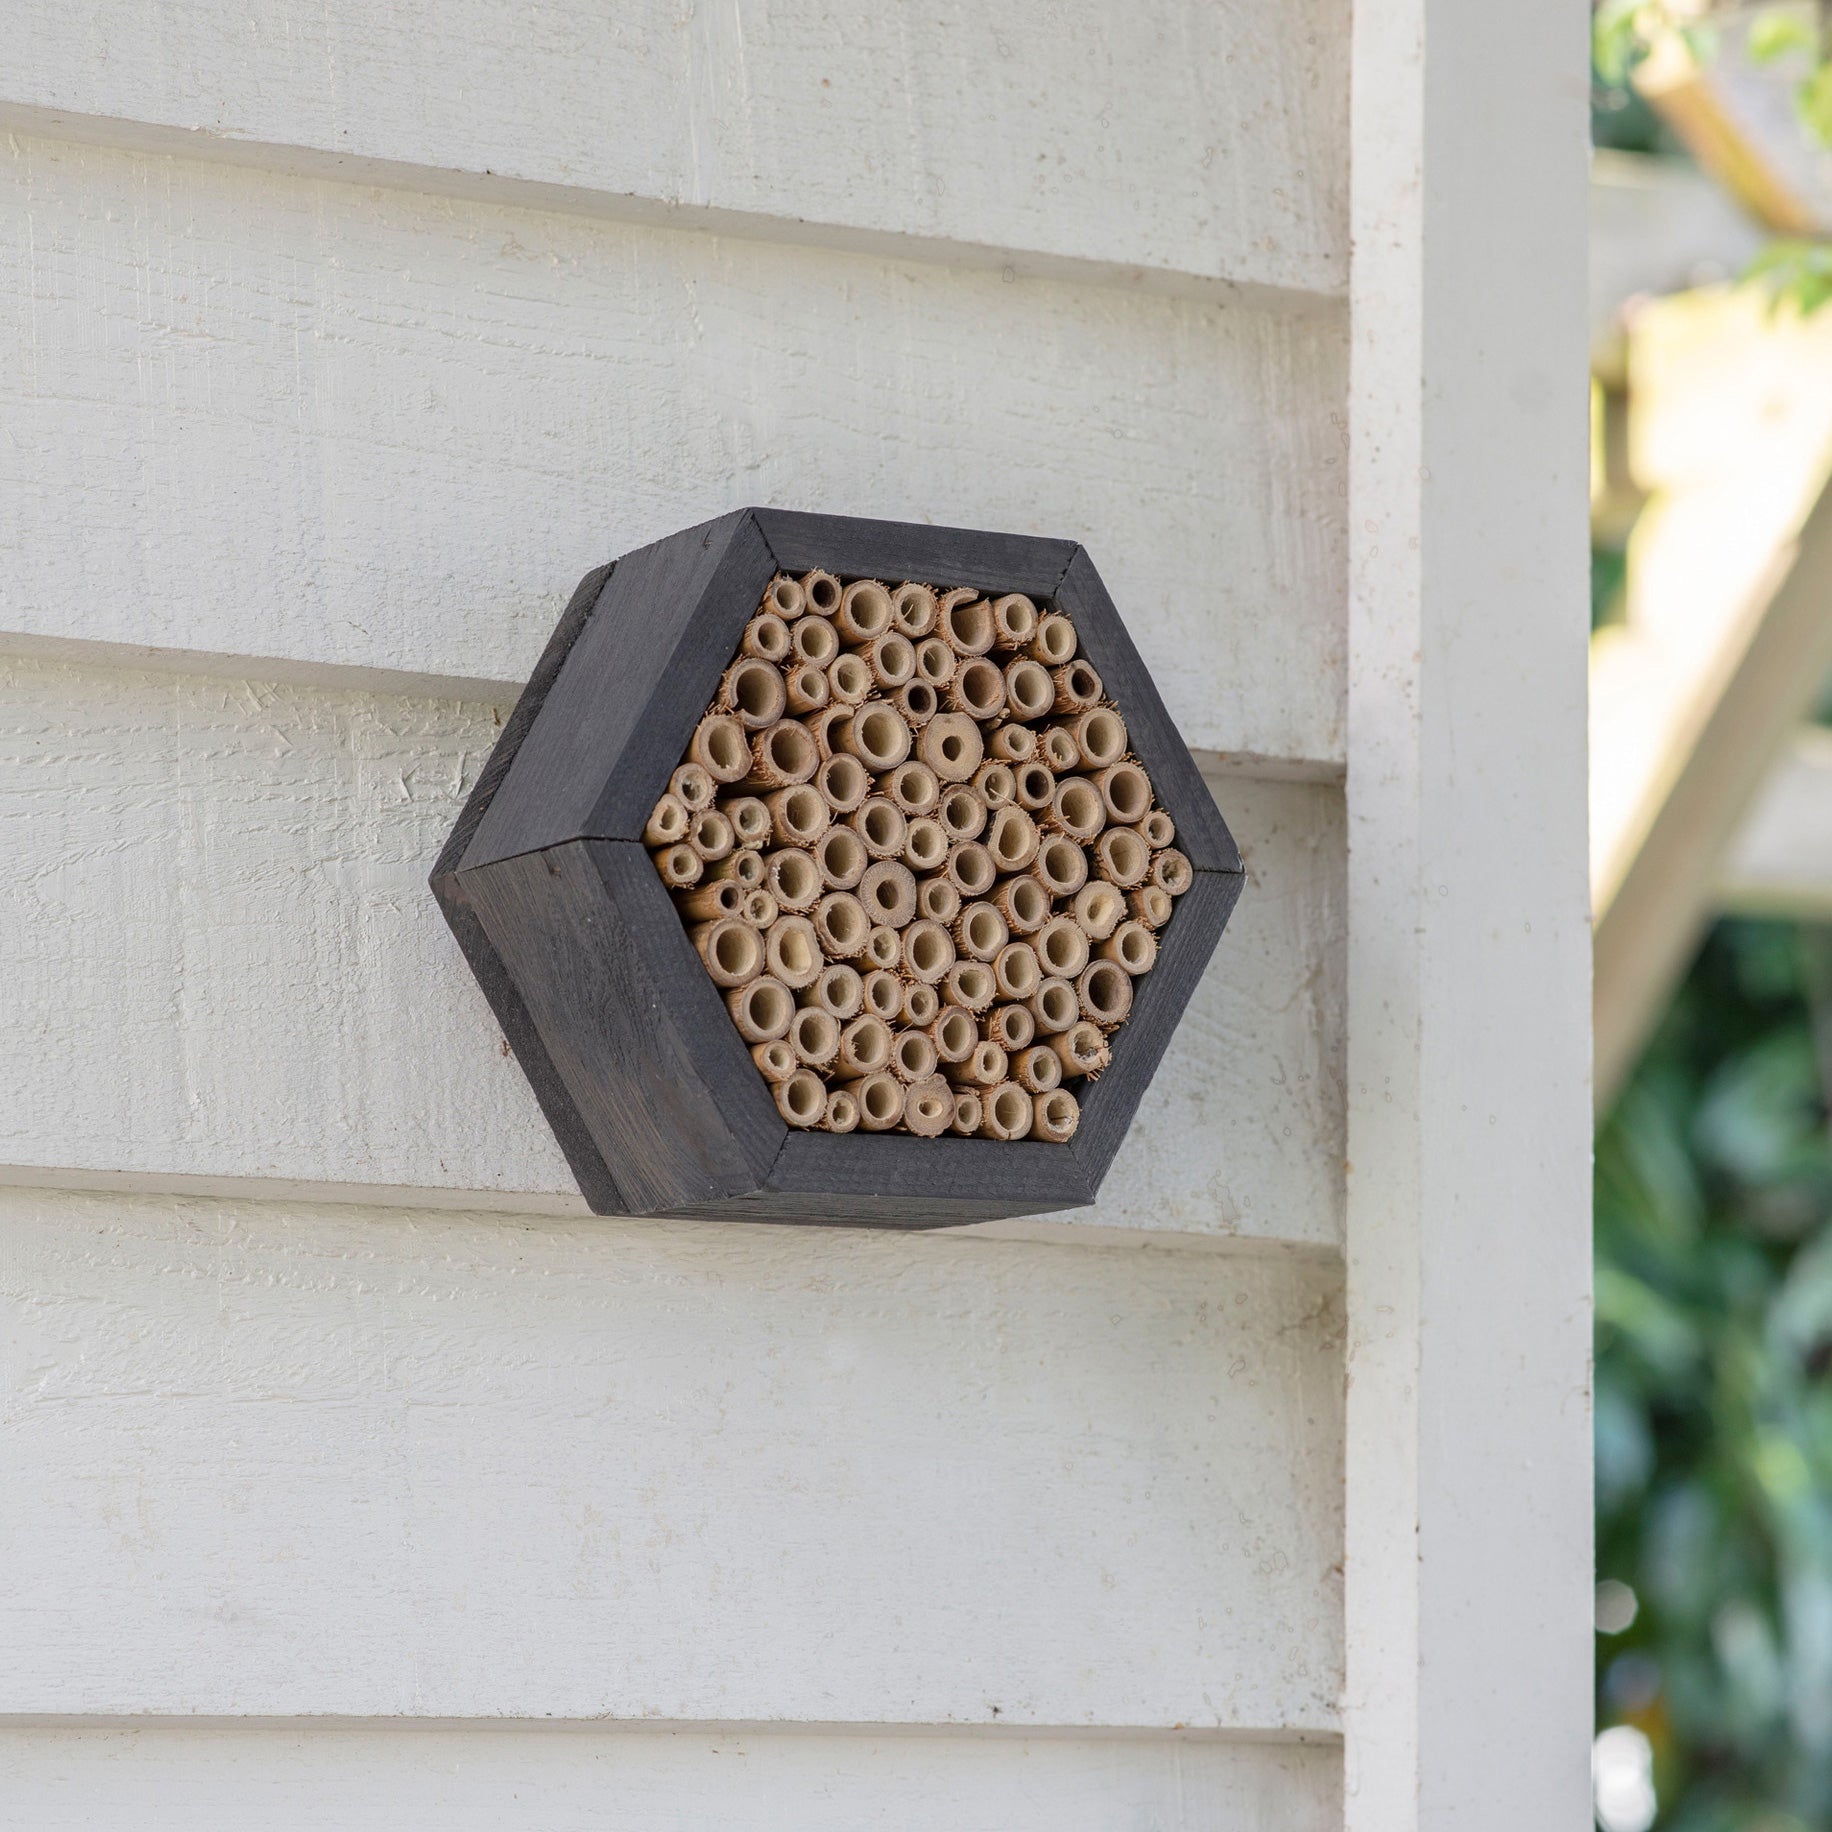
[646,571,1193,1142]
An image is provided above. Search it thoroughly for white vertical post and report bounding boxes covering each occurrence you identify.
[1345,2,1593,1828]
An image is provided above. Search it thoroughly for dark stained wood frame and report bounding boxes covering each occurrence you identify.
[432,509,1244,1228]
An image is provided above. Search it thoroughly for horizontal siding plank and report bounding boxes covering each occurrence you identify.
[0,1186,1344,1727]
[0,133,1347,770]
[0,657,1341,1246]
[0,0,1347,298]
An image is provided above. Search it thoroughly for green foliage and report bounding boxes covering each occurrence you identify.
[1745,242,1832,316]
[1598,919,1832,1829]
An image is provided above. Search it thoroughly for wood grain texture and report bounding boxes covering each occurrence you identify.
[0,1185,1345,1726]
[752,510,1079,600]
[0,133,1348,770]
[0,656,1339,1242]
[0,0,1349,299]
[0,1725,1342,1832]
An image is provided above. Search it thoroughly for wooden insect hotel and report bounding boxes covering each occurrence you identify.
[432,510,1242,1226]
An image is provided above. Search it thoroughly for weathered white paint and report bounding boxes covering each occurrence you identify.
[0,1185,1344,1727]
[0,0,1349,300]
[1344,0,1593,1828]
[0,655,1342,1245]
[1719,725,1832,917]
[0,1725,1340,1832]
[0,133,1348,770]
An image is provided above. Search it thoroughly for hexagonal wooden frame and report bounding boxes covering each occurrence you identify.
[431,509,1243,1228]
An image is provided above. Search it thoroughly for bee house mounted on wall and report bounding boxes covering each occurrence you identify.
[431,510,1243,1228]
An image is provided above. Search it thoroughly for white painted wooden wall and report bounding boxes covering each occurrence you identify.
[0,5,1590,1828]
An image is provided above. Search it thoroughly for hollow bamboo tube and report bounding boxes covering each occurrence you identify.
[814,824,867,890]
[744,719,820,789]
[990,593,1039,650]
[742,613,793,663]
[943,959,995,1013]
[751,1038,797,1083]
[939,591,995,656]
[764,848,821,912]
[860,859,918,929]
[822,1089,861,1134]
[842,1070,905,1132]
[1100,919,1158,976]
[787,1005,841,1069]
[1050,660,1104,714]
[895,681,938,728]
[743,890,779,928]
[901,980,940,1028]
[892,581,939,639]
[1153,847,1194,896]
[1035,915,1090,981]
[917,876,961,926]
[1036,833,1089,898]
[890,1028,940,1084]
[867,633,917,690]
[1050,1022,1111,1078]
[765,915,822,990]
[785,663,831,716]
[765,574,807,620]
[726,796,772,849]
[808,961,864,1020]
[865,926,903,972]
[1031,1087,1080,1144]
[1129,884,1174,930]
[678,879,744,922]
[654,844,703,889]
[705,848,765,888]
[1036,728,1077,775]
[944,840,997,900]
[936,784,988,843]
[901,918,957,985]
[839,702,913,772]
[947,1040,1008,1089]
[861,969,904,1023]
[838,1014,894,1077]
[1028,613,1078,666]
[951,1091,984,1136]
[914,636,956,690]
[903,1075,954,1138]
[775,1068,827,1128]
[1077,958,1134,1028]
[1003,657,1055,722]
[765,783,829,847]
[813,890,870,958]
[1073,879,1125,943]
[850,797,906,860]
[827,652,872,707]
[987,724,1034,764]
[816,751,870,813]
[974,762,1018,809]
[1014,1043,1062,1094]
[690,715,751,785]
[928,1006,979,1065]
[1047,777,1106,842]
[1075,707,1129,770]
[947,657,1007,721]
[645,793,690,847]
[836,580,895,644]
[1028,976,1079,1035]
[809,705,852,761]
[687,808,735,862]
[727,975,793,1043]
[903,817,948,876]
[953,901,1008,963]
[1137,809,1176,850]
[1094,825,1151,888]
[882,760,940,817]
[721,657,787,730]
[993,940,1041,1003]
[791,615,840,668]
[983,806,1039,876]
[978,1081,1034,1141]
[669,764,716,812]
[985,1001,1036,1053]
[690,917,764,987]
[800,569,842,615]
[993,873,1050,935]
[1095,762,1153,827]
[1013,762,1057,813]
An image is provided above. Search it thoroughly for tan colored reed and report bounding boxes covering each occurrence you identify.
[947,1040,1009,1089]
[901,918,957,985]
[1031,1087,1080,1144]
[705,848,765,888]
[727,976,793,1043]
[1029,613,1077,666]
[903,816,949,875]
[945,840,997,899]
[1100,920,1158,976]
[892,582,939,639]
[678,879,744,922]
[785,662,831,715]
[1094,825,1151,888]
[670,763,716,811]
[993,873,1050,934]
[816,751,870,813]
[984,805,1040,875]
[1050,1022,1111,1077]
[775,1068,827,1127]
[859,859,918,929]
[1153,847,1194,896]
[890,1029,940,1084]
[691,713,751,783]
[814,825,867,891]
[929,1006,980,1064]
[765,575,807,620]
[1014,1044,1062,1094]
[827,651,872,707]
[800,569,842,615]
[727,796,772,848]
[895,681,938,727]
[765,915,822,991]
[883,760,940,816]
[1073,880,1124,942]
[745,719,819,789]
[654,844,703,889]
[938,590,995,655]
[788,1005,842,1070]
[917,711,983,782]
[903,1076,954,1138]
[822,1088,861,1133]
[901,980,940,1028]
[1077,959,1133,1028]
[948,656,1007,721]
[743,612,793,663]
[838,1014,893,1077]
[979,1081,1034,1140]
[1028,977,1079,1035]
[743,889,779,928]
[954,900,1009,962]
[993,940,1041,1002]
[984,1001,1036,1052]
[812,891,870,959]
[645,793,690,846]
[974,761,1018,808]
[1129,884,1174,929]
[844,1070,905,1131]
[861,969,904,1023]
[950,1090,984,1136]
[808,961,864,1020]
[791,615,840,668]
[751,1038,797,1083]
[836,580,894,644]
[1137,809,1176,850]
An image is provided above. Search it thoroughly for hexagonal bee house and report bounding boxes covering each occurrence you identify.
[431,510,1242,1228]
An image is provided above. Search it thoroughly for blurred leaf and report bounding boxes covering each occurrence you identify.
[1747,241,1832,318]
[1749,8,1818,63]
